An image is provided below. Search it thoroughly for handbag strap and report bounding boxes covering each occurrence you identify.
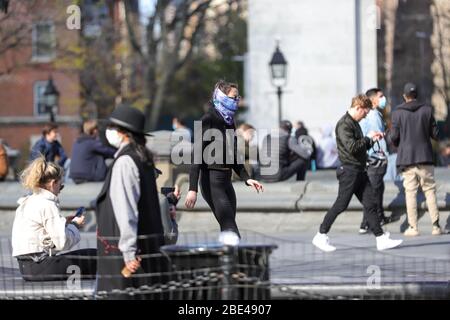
[371,140,385,155]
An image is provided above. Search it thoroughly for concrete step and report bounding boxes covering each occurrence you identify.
[0,168,449,213]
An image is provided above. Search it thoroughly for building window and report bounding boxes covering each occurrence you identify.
[34,81,50,117]
[82,0,109,38]
[32,22,55,61]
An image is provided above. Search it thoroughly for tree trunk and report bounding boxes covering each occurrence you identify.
[148,72,170,130]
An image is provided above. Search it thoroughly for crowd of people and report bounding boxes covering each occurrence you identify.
[4,79,448,299]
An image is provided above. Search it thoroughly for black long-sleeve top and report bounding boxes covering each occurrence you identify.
[189,104,250,192]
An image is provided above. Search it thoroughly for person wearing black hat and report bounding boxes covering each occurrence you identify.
[185,80,263,244]
[387,83,442,236]
[95,104,166,299]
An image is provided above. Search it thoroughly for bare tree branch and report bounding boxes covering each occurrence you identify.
[122,0,238,129]
[176,3,209,70]
[123,0,143,57]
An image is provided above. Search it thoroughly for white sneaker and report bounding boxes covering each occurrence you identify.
[218,231,240,246]
[404,226,419,237]
[432,226,442,236]
[376,233,403,251]
[312,232,336,252]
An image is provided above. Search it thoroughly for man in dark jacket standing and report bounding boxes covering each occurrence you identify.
[312,94,402,252]
[388,83,442,236]
[69,120,116,183]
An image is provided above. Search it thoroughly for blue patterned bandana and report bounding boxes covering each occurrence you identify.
[212,87,239,125]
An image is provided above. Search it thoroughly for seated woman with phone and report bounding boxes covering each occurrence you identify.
[11,156,97,281]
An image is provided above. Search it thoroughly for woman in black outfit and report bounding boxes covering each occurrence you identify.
[185,81,263,240]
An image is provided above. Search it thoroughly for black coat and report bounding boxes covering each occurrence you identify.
[69,135,116,182]
[259,127,314,177]
[388,100,439,171]
[95,144,165,300]
[335,112,373,170]
[189,104,250,192]
[260,130,290,170]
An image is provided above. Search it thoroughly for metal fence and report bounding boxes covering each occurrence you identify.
[1,231,449,300]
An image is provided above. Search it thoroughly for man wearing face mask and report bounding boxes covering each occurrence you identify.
[358,88,392,234]
[172,117,192,142]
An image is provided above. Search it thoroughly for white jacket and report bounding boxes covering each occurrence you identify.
[12,188,80,257]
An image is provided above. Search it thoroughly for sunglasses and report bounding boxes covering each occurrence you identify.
[60,184,65,191]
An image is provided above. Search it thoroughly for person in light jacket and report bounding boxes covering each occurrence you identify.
[12,156,96,281]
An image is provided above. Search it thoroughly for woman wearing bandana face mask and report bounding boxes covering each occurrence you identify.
[185,80,264,243]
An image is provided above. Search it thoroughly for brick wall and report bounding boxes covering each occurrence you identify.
[0,0,82,169]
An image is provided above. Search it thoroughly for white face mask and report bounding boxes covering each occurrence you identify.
[105,128,123,148]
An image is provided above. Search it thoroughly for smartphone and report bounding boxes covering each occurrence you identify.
[75,207,86,217]
[161,187,175,196]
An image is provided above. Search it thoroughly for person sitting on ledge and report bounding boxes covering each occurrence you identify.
[259,120,312,182]
[69,119,116,184]
[11,156,97,281]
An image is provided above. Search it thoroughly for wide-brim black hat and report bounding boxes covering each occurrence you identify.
[109,104,153,136]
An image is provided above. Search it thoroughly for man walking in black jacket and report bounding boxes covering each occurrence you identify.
[388,83,442,236]
[312,94,402,252]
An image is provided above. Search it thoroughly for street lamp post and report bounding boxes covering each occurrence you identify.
[269,42,288,124]
[43,76,60,123]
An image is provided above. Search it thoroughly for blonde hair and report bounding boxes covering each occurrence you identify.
[351,94,372,109]
[20,156,64,192]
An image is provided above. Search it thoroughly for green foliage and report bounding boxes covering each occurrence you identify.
[161,6,247,122]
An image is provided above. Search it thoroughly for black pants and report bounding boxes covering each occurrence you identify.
[261,158,308,182]
[17,248,97,281]
[200,168,240,237]
[290,158,308,181]
[319,165,384,236]
[360,163,387,228]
